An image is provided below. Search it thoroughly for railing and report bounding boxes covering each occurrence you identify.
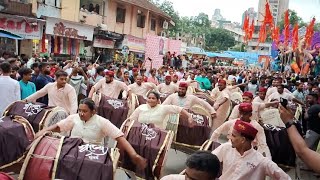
[1,1,32,16]
[79,10,105,26]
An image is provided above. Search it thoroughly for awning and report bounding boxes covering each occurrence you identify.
[0,29,23,40]
[206,52,234,58]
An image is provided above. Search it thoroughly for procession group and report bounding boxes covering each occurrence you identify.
[0,52,320,180]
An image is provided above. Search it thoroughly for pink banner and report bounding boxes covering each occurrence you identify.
[145,34,182,69]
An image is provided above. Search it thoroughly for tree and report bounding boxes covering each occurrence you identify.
[205,28,236,51]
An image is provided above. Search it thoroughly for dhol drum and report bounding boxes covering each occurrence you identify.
[260,108,285,128]
[94,93,130,128]
[0,116,34,169]
[0,172,14,180]
[169,109,211,151]
[262,123,299,167]
[117,119,173,180]
[230,92,243,106]
[3,101,68,132]
[194,92,215,106]
[19,134,118,180]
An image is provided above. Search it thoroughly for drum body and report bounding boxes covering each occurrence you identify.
[0,116,34,169]
[0,172,14,180]
[175,110,211,149]
[19,135,116,180]
[118,120,173,180]
[260,109,285,128]
[4,101,68,132]
[262,124,296,167]
[96,94,129,128]
[230,92,243,106]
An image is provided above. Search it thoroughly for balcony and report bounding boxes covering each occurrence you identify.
[0,1,32,16]
[79,10,106,27]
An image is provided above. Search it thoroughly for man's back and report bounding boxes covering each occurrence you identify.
[0,76,20,116]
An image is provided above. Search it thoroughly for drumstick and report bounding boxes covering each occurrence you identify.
[94,55,100,64]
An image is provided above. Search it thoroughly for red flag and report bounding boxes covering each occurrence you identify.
[259,23,267,43]
[272,26,280,44]
[284,10,290,45]
[243,13,249,41]
[248,19,255,40]
[264,1,274,27]
[292,23,299,50]
[305,17,316,48]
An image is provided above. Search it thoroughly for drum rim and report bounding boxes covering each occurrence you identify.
[0,116,35,170]
[42,107,68,128]
[2,100,25,117]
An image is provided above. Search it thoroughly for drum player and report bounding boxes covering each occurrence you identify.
[210,103,271,159]
[229,91,279,121]
[162,82,216,119]
[128,91,196,129]
[126,75,159,97]
[88,70,132,100]
[34,98,147,169]
[25,70,78,115]
[212,120,291,180]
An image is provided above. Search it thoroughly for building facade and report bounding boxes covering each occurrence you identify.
[258,0,289,25]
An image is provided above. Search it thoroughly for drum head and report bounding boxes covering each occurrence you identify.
[260,109,285,128]
[43,107,68,128]
[230,92,243,104]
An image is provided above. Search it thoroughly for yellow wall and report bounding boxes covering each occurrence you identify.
[61,0,81,22]
[106,0,165,39]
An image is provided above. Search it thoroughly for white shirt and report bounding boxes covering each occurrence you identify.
[212,143,290,180]
[0,76,21,116]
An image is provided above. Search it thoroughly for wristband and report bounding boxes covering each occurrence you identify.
[285,120,295,129]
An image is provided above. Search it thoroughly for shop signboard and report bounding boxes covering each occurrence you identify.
[46,17,94,41]
[0,16,43,39]
[122,35,146,53]
[93,38,115,49]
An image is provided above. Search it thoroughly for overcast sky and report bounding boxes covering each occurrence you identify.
[165,0,320,23]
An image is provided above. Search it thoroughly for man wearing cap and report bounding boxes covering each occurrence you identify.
[211,103,271,159]
[88,70,131,99]
[229,91,278,121]
[253,87,267,103]
[187,71,199,89]
[129,67,139,83]
[157,75,178,94]
[172,74,179,86]
[211,79,231,130]
[127,75,159,97]
[212,120,290,180]
[163,82,216,117]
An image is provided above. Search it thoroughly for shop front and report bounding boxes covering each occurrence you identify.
[0,13,44,56]
[117,35,146,65]
[92,30,123,63]
[44,17,94,60]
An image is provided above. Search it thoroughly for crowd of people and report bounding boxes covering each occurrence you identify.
[1,50,320,179]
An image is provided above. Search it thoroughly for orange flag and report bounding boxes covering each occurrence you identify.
[284,10,290,46]
[305,17,316,48]
[259,23,267,43]
[264,1,274,27]
[272,26,280,45]
[243,13,249,41]
[248,19,255,40]
[292,23,299,50]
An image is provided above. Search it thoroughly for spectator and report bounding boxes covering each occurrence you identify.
[18,67,36,99]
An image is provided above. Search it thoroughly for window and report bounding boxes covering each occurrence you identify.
[116,7,126,23]
[150,18,156,31]
[137,14,146,28]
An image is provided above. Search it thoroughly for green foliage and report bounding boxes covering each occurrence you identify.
[205,28,236,51]
[149,0,236,51]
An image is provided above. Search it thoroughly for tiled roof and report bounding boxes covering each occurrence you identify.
[117,0,171,19]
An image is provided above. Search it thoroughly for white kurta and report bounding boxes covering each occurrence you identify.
[93,78,129,99]
[212,143,291,180]
[129,104,183,129]
[57,114,124,145]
